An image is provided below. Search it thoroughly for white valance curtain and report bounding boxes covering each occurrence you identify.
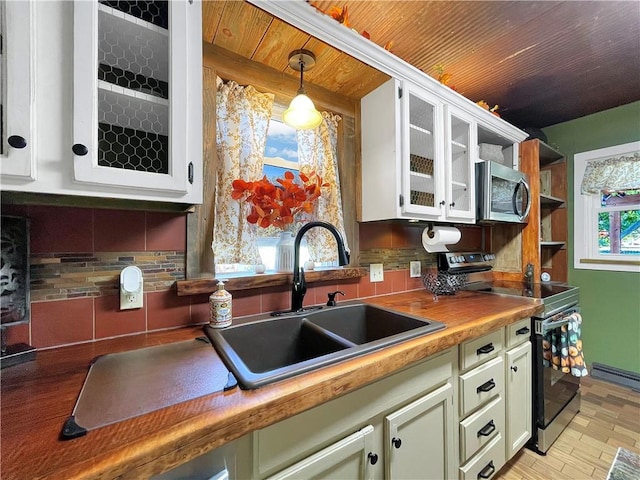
[297,112,350,263]
[213,77,274,265]
[580,152,640,194]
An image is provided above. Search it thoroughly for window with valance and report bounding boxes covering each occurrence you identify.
[574,143,640,272]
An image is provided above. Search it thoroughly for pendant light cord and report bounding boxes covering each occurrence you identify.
[298,57,306,95]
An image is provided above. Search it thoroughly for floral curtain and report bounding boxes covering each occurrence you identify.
[297,112,350,263]
[580,152,640,194]
[213,77,274,265]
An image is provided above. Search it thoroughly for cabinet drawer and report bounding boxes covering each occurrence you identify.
[507,318,531,348]
[460,395,505,463]
[460,356,504,416]
[459,433,506,480]
[460,329,504,371]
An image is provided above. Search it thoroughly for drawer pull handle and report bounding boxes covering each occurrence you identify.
[477,420,496,437]
[516,326,530,335]
[392,437,402,449]
[477,460,495,479]
[477,343,495,355]
[368,452,378,465]
[476,379,496,393]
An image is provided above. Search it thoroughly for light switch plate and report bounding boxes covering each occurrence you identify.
[410,261,421,278]
[370,263,384,283]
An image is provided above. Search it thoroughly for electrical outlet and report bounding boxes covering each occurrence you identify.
[121,292,143,310]
[370,263,384,283]
[120,265,143,310]
[410,261,422,278]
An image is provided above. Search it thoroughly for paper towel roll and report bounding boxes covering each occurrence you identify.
[422,226,461,253]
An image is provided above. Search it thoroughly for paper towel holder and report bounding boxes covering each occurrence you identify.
[425,223,435,239]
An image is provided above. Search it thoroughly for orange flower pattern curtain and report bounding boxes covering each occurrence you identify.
[297,112,350,263]
[213,77,274,265]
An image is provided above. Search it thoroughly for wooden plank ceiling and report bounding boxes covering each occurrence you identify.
[202,1,640,129]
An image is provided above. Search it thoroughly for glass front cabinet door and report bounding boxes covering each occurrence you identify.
[73,0,202,202]
[401,83,444,218]
[444,105,476,222]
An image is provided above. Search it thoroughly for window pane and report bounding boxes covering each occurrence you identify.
[601,189,640,207]
[263,164,294,184]
[598,209,640,255]
[264,120,298,164]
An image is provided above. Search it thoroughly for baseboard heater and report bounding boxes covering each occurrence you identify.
[591,363,640,392]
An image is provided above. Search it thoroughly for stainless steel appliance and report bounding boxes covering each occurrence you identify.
[530,289,581,454]
[476,161,531,223]
[438,252,581,455]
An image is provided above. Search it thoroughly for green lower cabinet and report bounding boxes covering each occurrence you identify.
[385,383,455,479]
[267,425,375,480]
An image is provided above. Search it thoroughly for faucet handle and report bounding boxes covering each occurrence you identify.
[327,290,345,306]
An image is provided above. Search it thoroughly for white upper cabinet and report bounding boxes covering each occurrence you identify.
[72,0,201,200]
[1,0,202,204]
[0,1,36,180]
[361,78,477,224]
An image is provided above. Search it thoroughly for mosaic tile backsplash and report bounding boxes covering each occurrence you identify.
[1,203,485,351]
[30,251,184,302]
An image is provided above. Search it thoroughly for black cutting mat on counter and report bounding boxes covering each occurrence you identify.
[61,338,231,439]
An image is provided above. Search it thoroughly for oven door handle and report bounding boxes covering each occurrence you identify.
[541,318,572,332]
[536,307,581,335]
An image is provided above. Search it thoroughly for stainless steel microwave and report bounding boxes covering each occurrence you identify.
[476,161,531,223]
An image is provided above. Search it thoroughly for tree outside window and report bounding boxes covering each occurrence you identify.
[597,189,640,255]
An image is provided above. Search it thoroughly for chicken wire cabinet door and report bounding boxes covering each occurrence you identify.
[385,382,455,480]
[72,0,202,202]
[401,82,445,219]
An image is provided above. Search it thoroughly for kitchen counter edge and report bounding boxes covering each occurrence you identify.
[0,290,544,479]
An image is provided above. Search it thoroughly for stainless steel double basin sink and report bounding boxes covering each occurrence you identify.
[203,303,446,389]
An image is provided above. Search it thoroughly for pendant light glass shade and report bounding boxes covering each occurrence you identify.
[283,93,323,130]
[282,49,323,130]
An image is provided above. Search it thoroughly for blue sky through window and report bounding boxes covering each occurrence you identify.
[263,119,299,183]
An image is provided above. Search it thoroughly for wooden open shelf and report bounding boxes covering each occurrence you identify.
[176,267,368,295]
[519,139,568,283]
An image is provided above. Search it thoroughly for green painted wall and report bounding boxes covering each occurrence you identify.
[543,101,640,375]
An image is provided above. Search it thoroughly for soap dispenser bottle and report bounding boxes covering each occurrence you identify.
[209,280,232,328]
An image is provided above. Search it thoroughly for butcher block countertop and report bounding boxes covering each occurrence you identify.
[0,290,543,479]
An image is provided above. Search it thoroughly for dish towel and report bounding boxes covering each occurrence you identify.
[542,312,588,377]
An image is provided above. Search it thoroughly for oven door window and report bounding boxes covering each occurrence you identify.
[542,364,579,427]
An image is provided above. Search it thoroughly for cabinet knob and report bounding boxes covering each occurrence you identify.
[439,200,445,206]
[511,365,518,373]
[367,452,378,465]
[7,135,27,149]
[450,202,455,208]
[392,437,402,449]
[72,144,89,156]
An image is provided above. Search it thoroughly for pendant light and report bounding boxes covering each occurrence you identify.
[282,49,323,130]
